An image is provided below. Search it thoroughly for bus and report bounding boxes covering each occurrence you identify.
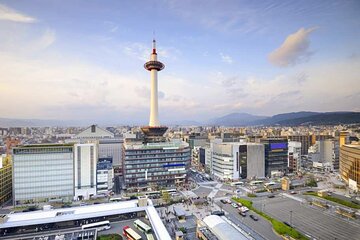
[146,233,155,240]
[134,219,152,234]
[81,221,111,231]
[161,189,177,194]
[123,226,142,240]
[230,181,244,187]
[250,180,264,186]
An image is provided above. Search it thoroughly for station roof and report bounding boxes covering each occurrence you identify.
[0,200,171,240]
[203,215,249,240]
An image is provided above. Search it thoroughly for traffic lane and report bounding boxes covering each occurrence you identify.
[253,197,360,240]
[221,202,281,240]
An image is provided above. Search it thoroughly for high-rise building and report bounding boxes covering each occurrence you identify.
[13,144,74,205]
[122,40,190,192]
[288,135,311,155]
[288,141,301,172]
[210,141,265,180]
[0,155,12,206]
[74,143,97,200]
[123,140,190,191]
[96,157,114,195]
[66,125,123,173]
[261,138,288,177]
[340,144,360,192]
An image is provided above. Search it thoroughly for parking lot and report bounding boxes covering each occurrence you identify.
[219,200,281,240]
[100,217,155,239]
[252,196,360,240]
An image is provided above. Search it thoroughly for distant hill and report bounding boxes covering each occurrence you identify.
[208,112,268,126]
[251,111,319,125]
[0,118,82,127]
[275,112,360,126]
[207,111,360,126]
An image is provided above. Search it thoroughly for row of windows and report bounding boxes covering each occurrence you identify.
[125,157,189,165]
[14,147,73,154]
[125,162,186,169]
[125,153,190,160]
[125,170,186,178]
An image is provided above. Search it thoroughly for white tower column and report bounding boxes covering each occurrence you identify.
[150,69,160,126]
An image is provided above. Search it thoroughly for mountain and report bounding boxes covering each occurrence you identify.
[207,111,360,126]
[208,113,268,126]
[251,111,319,125]
[274,112,360,126]
[0,118,83,127]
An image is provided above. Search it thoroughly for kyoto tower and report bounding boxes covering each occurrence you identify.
[141,39,168,142]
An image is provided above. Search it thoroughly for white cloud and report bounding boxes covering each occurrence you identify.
[268,27,317,67]
[220,52,233,64]
[0,4,36,23]
[33,29,56,50]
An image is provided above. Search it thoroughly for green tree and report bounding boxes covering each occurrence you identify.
[162,191,171,204]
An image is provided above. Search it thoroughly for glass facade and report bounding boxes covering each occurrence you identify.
[261,138,288,177]
[340,145,360,191]
[13,145,74,205]
[0,156,12,205]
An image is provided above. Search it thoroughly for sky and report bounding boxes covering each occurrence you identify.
[0,0,359,125]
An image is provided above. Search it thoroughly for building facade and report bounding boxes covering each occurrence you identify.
[74,143,97,200]
[122,139,190,192]
[0,155,12,206]
[12,144,74,205]
[211,141,264,180]
[261,138,288,177]
[288,141,302,172]
[96,157,114,195]
[340,144,360,192]
[288,135,311,155]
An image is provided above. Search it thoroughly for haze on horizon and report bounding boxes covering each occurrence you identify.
[0,0,359,125]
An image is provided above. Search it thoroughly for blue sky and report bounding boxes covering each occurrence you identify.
[0,0,359,124]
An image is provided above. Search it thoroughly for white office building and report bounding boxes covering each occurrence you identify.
[211,141,265,180]
[74,143,97,200]
[288,141,302,172]
[12,144,74,205]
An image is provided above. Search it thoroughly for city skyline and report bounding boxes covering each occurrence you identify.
[0,0,359,124]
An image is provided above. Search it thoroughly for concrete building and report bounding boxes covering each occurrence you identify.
[211,141,265,180]
[12,144,74,205]
[123,139,190,191]
[261,138,288,177]
[96,157,114,195]
[74,143,97,200]
[288,141,301,172]
[340,144,360,192]
[0,155,12,206]
[288,135,312,155]
[67,125,123,170]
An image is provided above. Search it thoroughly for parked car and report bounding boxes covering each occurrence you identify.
[211,211,225,216]
[283,221,291,227]
[290,191,296,194]
[231,203,238,208]
[220,199,227,204]
[239,211,246,217]
[240,206,249,212]
[267,194,275,198]
[226,199,232,204]
[250,214,258,221]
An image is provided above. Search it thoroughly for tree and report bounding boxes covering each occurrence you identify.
[162,191,171,204]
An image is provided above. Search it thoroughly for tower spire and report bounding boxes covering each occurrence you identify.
[152,39,156,54]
